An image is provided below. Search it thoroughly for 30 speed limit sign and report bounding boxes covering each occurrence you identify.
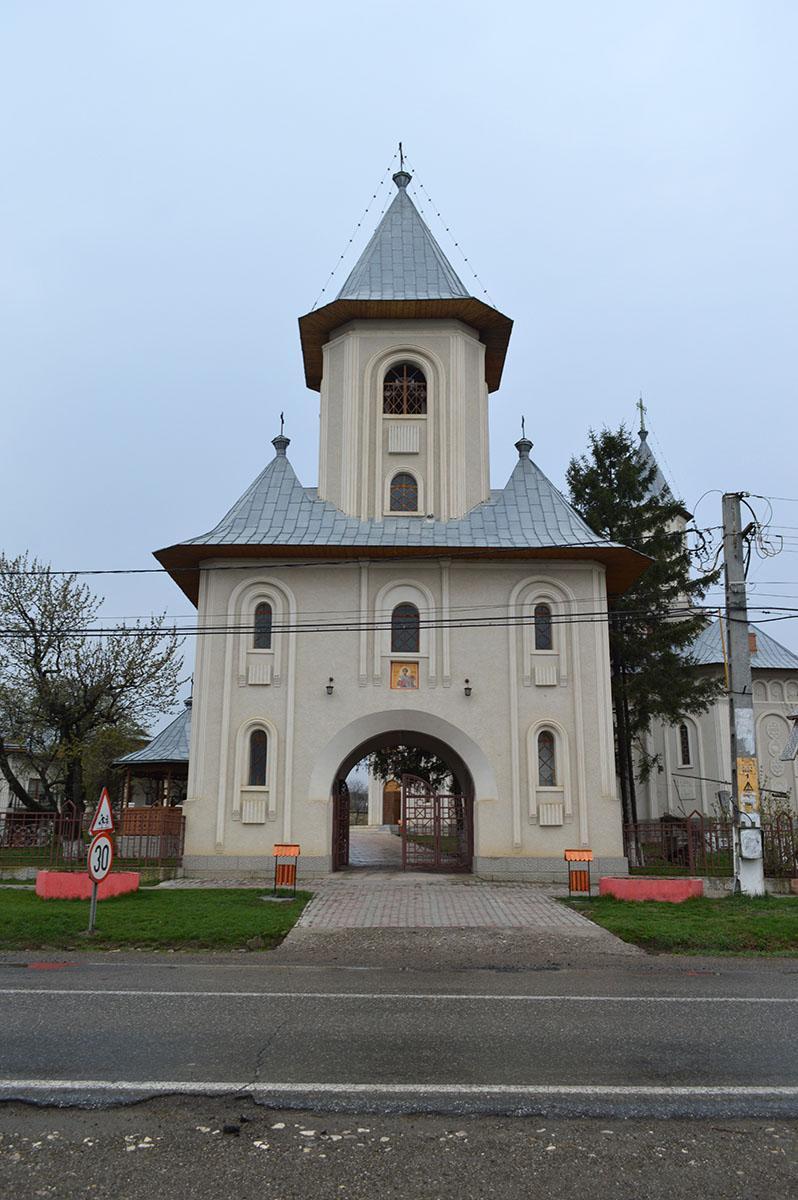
[87,833,114,883]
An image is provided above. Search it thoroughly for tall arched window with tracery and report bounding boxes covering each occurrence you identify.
[253,601,272,650]
[534,603,553,650]
[678,723,692,767]
[391,603,420,653]
[248,730,268,787]
[537,730,556,787]
[383,363,427,415]
[390,472,418,512]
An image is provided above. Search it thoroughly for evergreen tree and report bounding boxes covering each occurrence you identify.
[566,426,722,828]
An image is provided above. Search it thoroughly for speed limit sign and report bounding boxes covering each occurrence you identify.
[87,833,114,883]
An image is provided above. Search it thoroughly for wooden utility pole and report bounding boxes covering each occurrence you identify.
[722,493,765,896]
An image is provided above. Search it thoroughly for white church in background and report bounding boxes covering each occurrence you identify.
[156,167,647,879]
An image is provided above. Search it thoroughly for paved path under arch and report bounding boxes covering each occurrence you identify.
[296,871,605,932]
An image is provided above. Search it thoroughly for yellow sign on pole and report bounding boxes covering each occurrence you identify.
[736,756,760,813]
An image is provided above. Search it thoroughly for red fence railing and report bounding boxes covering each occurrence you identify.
[0,803,185,878]
[624,812,798,879]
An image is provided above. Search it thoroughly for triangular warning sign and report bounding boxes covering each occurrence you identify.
[89,788,115,835]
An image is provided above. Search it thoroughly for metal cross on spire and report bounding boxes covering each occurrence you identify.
[280,411,285,436]
[637,394,647,436]
[521,415,526,438]
[399,141,404,170]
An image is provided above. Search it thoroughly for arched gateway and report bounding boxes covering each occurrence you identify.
[308,709,497,875]
[328,727,476,873]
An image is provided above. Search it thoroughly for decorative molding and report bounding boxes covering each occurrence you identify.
[591,567,616,800]
[241,793,267,824]
[387,422,421,453]
[247,660,273,686]
[234,718,279,822]
[372,578,437,685]
[440,559,451,686]
[538,800,565,826]
[186,567,211,808]
[526,720,573,822]
[216,576,297,845]
[358,560,369,685]
[534,663,558,687]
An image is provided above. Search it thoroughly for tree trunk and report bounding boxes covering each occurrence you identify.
[0,738,49,812]
[63,756,86,816]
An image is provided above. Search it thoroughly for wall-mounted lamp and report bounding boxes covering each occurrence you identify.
[464,678,472,697]
[326,676,335,696]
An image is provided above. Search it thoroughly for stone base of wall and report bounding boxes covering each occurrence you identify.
[181,854,330,881]
[474,856,629,884]
[180,853,630,884]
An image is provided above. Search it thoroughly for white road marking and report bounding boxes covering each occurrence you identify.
[0,988,796,1003]
[1,1078,798,1099]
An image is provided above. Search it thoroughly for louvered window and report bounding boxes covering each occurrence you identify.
[383,363,427,415]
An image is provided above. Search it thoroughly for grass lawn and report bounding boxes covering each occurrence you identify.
[569,894,798,955]
[0,887,311,951]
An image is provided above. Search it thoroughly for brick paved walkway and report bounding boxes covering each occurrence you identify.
[348,826,403,867]
[296,873,599,931]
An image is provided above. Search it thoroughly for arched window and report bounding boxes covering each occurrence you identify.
[390,472,418,512]
[534,603,553,651]
[383,363,427,415]
[678,723,692,767]
[253,602,272,650]
[248,729,268,787]
[391,603,420,653]
[537,730,556,787]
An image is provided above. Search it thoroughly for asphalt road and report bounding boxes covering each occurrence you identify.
[2,954,798,1117]
[1,1099,796,1200]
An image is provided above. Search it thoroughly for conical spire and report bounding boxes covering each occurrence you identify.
[336,172,469,302]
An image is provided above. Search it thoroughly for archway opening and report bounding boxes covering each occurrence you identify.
[331,730,475,873]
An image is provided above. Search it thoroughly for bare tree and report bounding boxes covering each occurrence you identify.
[0,553,183,813]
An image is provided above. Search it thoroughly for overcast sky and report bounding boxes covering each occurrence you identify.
[2,0,797,724]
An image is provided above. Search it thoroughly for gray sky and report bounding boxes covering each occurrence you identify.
[2,0,797,723]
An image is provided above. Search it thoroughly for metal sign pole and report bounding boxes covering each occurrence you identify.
[87,881,98,934]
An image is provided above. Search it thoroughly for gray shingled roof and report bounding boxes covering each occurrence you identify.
[116,702,192,766]
[690,620,798,671]
[336,173,469,302]
[637,430,674,504]
[181,441,620,553]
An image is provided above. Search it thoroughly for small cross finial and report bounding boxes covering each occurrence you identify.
[521,415,526,439]
[637,394,647,436]
[280,411,285,437]
[399,141,404,170]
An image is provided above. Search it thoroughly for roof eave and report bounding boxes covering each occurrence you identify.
[298,298,513,393]
[154,542,650,607]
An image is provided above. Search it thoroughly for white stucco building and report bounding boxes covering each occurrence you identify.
[156,168,646,879]
[642,621,798,819]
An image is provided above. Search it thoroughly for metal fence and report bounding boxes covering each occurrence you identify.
[624,812,798,879]
[0,803,185,879]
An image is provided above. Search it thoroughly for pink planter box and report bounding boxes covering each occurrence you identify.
[599,877,703,903]
[35,871,140,901]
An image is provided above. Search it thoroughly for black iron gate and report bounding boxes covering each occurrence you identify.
[401,774,473,872]
[332,778,350,870]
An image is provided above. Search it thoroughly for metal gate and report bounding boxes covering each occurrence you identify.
[401,774,473,872]
[332,778,350,871]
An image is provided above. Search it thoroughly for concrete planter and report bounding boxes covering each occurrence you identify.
[35,871,140,901]
[599,877,704,902]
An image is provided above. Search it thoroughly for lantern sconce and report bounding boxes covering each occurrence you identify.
[464,678,472,697]
[326,676,335,696]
